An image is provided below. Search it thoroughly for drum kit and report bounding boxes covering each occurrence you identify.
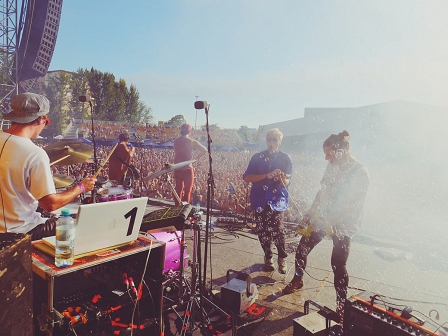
[45,139,194,204]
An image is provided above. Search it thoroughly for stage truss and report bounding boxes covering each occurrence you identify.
[0,0,28,113]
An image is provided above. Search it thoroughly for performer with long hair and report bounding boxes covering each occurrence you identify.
[109,132,135,183]
[283,130,369,322]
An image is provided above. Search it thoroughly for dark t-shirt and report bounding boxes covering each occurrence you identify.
[109,143,132,181]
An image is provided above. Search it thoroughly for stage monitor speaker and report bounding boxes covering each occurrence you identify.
[0,233,33,336]
[344,291,437,336]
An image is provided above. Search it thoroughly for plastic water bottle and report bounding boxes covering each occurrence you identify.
[195,203,200,214]
[55,208,75,267]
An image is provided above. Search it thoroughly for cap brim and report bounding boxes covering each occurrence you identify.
[3,110,46,123]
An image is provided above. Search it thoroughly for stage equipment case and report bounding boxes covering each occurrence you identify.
[0,233,33,336]
[32,234,165,335]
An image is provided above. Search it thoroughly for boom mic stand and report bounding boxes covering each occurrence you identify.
[202,103,214,297]
[80,95,97,203]
[244,182,251,226]
[133,132,144,196]
[181,101,233,335]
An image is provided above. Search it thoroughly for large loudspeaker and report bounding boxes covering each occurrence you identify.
[16,0,63,92]
[344,291,436,335]
[0,233,33,336]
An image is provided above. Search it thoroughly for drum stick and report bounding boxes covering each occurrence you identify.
[94,143,118,178]
[50,155,70,166]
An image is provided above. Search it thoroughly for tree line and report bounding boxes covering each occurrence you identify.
[34,67,153,134]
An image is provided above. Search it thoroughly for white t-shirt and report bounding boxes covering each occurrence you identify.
[0,131,56,233]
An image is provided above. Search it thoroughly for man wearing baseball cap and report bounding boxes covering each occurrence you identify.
[173,124,207,205]
[0,92,96,240]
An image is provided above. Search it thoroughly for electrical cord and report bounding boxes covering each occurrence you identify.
[376,296,448,330]
[130,240,153,336]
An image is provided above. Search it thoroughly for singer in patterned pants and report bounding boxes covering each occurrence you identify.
[243,128,292,274]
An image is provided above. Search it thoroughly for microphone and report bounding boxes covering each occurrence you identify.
[194,101,209,109]
[79,95,94,102]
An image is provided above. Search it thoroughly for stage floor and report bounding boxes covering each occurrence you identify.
[143,200,448,336]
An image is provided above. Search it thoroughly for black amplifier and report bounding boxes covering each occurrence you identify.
[344,291,437,336]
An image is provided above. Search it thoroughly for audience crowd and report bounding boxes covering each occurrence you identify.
[74,120,241,146]
[45,123,328,224]
[48,142,322,224]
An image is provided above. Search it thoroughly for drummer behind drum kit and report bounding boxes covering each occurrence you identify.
[45,140,194,259]
[45,139,195,204]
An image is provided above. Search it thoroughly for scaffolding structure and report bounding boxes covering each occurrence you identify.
[0,0,27,113]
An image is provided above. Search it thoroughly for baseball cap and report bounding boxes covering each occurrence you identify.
[3,92,50,123]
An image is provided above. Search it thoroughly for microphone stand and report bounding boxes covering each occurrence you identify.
[176,102,233,335]
[244,183,250,226]
[88,99,97,203]
[201,104,214,319]
[133,133,144,197]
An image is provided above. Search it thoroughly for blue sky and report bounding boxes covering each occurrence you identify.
[50,0,448,129]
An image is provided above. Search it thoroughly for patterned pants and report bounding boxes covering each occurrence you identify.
[253,205,287,260]
[295,231,351,314]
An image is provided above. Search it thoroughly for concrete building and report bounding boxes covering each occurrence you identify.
[257,100,448,164]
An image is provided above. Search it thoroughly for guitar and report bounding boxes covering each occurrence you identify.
[295,216,334,237]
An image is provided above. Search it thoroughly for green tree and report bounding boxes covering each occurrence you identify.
[166,114,186,128]
[31,67,153,126]
[237,125,252,142]
[107,78,126,121]
[44,72,72,135]
[69,68,90,119]
[201,123,220,131]
[137,101,153,124]
[124,84,139,122]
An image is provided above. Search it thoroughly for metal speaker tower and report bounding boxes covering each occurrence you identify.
[0,0,25,113]
[0,0,64,114]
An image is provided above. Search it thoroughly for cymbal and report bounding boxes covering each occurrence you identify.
[143,160,196,181]
[53,174,75,189]
[45,140,94,166]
